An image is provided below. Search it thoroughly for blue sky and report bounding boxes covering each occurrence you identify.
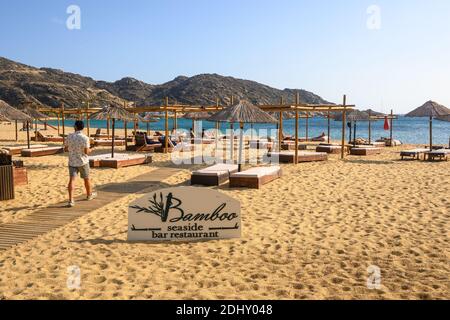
[1,0,450,113]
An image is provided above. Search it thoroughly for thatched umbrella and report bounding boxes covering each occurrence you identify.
[0,114,11,122]
[436,114,450,122]
[22,106,49,145]
[347,110,370,145]
[143,113,160,135]
[406,101,450,150]
[90,104,135,158]
[182,111,211,134]
[0,100,32,145]
[208,100,277,171]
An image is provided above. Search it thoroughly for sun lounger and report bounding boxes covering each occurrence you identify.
[93,139,126,147]
[127,133,162,152]
[281,141,308,151]
[89,153,152,169]
[249,140,273,150]
[316,144,344,154]
[364,142,386,147]
[269,151,328,163]
[350,147,382,156]
[1,145,48,156]
[424,149,450,162]
[286,134,328,142]
[311,135,329,142]
[229,166,282,189]
[191,164,239,186]
[33,131,64,143]
[21,147,64,157]
[89,153,130,167]
[400,148,429,160]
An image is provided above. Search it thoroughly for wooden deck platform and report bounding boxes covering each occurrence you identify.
[0,167,179,251]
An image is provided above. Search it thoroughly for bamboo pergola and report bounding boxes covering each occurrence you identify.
[258,94,355,160]
[368,110,398,145]
[36,94,354,160]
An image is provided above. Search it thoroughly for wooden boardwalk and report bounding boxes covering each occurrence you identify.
[0,167,180,251]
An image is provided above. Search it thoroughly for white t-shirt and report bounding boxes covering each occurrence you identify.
[65,131,90,167]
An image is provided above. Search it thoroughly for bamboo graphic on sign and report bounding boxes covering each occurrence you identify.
[130,192,174,222]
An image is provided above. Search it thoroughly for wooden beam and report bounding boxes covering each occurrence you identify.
[295,93,299,164]
[85,101,90,137]
[165,97,169,153]
[61,103,65,145]
[389,109,394,147]
[327,108,331,144]
[341,95,347,160]
[279,97,283,152]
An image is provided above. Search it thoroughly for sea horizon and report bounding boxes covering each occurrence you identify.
[47,116,450,145]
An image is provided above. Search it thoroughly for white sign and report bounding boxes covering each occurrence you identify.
[128,187,241,242]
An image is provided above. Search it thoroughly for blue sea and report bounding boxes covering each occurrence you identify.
[48,116,450,145]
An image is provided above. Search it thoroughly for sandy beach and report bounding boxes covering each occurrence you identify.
[0,123,449,300]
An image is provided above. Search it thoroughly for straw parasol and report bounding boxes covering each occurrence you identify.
[208,100,277,171]
[346,110,370,145]
[0,114,11,122]
[0,100,31,122]
[182,111,211,133]
[0,100,32,145]
[142,113,160,135]
[22,105,49,146]
[406,101,450,150]
[90,104,136,157]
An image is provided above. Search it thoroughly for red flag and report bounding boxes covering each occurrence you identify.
[384,116,390,130]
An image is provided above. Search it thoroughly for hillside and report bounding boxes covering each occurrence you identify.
[0,57,331,109]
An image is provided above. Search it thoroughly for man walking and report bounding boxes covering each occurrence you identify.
[64,120,96,207]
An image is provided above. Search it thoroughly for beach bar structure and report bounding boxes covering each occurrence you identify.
[369,110,398,146]
[36,94,354,161]
[258,94,354,160]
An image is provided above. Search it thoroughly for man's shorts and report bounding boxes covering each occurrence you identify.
[69,164,90,179]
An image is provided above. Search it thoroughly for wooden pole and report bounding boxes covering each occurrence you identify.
[15,120,18,142]
[125,120,128,149]
[26,120,30,149]
[295,93,299,164]
[61,103,66,145]
[230,95,234,161]
[86,101,90,137]
[165,97,169,153]
[238,122,244,172]
[106,117,110,139]
[306,112,309,141]
[368,110,372,144]
[57,113,60,135]
[389,109,394,147]
[279,97,283,152]
[327,108,331,144]
[124,101,128,149]
[215,98,219,157]
[341,95,347,159]
[174,111,178,131]
[111,118,116,158]
[429,115,433,151]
